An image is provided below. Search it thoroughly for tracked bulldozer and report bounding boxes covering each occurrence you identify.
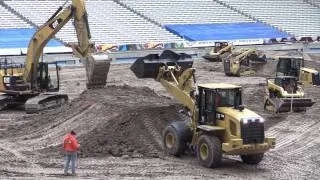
[224,48,266,76]
[131,50,275,168]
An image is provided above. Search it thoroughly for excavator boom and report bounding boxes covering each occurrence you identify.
[0,0,110,113]
[25,0,110,89]
[224,48,266,76]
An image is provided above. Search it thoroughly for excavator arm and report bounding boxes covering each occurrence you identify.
[224,48,266,76]
[24,0,110,89]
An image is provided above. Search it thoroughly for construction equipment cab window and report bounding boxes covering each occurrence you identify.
[199,87,242,125]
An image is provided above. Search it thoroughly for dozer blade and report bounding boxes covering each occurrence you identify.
[130,50,193,78]
[274,97,315,113]
[83,54,111,89]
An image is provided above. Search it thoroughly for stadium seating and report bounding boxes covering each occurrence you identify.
[0,4,30,29]
[0,0,319,50]
[307,0,320,7]
[3,0,183,45]
[119,0,253,25]
[220,0,320,38]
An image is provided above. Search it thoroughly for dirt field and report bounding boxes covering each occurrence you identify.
[0,52,319,179]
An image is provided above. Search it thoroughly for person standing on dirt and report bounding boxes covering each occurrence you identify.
[63,130,80,176]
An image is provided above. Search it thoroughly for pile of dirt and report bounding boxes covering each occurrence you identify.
[6,85,184,158]
[78,105,183,158]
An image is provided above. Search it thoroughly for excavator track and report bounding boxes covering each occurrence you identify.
[24,93,68,114]
[83,54,111,89]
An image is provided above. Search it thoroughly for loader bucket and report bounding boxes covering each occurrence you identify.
[277,97,315,113]
[83,54,111,89]
[130,50,193,79]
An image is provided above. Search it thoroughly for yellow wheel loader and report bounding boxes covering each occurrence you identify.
[0,0,111,113]
[131,50,275,168]
[203,42,232,62]
[223,48,266,77]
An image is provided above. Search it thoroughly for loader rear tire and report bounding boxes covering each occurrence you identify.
[240,153,264,164]
[197,135,222,168]
[162,125,187,156]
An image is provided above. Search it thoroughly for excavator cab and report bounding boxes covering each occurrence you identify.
[37,62,60,92]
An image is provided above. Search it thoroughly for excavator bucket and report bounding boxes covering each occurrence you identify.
[83,54,111,89]
[131,50,193,78]
[270,97,315,113]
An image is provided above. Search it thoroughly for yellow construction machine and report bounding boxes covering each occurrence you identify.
[299,67,320,87]
[0,0,110,113]
[224,48,266,76]
[264,56,316,113]
[203,42,232,62]
[276,56,319,87]
[131,50,275,168]
[264,76,315,113]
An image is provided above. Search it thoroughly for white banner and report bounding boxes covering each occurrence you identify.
[183,39,264,48]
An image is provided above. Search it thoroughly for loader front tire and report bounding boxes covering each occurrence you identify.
[197,135,222,168]
[240,153,264,164]
[162,125,186,156]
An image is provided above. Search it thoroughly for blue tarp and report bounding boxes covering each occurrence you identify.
[165,22,290,41]
[0,28,62,48]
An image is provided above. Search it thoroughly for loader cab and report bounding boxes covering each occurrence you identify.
[198,84,243,125]
[275,76,298,93]
[276,57,303,77]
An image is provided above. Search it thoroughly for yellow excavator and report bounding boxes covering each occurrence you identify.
[224,48,266,76]
[203,42,232,62]
[131,50,275,168]
[0,0,110,113]
[264,56,315,113]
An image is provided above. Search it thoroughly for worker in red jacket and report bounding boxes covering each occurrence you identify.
[63,130,80,176]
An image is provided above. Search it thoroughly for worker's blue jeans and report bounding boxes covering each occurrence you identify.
[64,151,77,175]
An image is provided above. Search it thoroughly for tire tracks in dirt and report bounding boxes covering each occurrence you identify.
[17,102,100,150]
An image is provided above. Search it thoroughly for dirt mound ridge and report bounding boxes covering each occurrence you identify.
[6,85,184,158]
